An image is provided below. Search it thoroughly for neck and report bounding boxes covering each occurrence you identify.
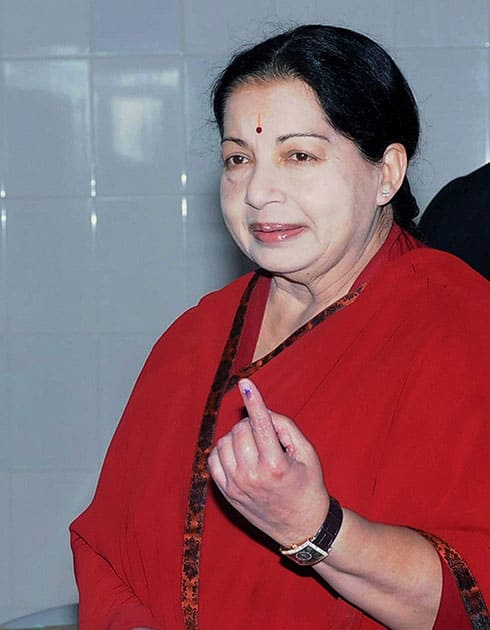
[270,208,393,316]
[254,209,393,360]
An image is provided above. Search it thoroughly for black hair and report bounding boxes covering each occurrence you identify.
[212,24,420,235]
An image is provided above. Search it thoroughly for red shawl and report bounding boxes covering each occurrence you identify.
[71,232,490,629]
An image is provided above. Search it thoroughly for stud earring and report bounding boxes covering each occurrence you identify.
[382,190,390,198]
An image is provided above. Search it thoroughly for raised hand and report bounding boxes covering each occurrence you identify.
[208,378,329,547]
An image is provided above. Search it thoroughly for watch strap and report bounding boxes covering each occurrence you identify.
[280,496,343,566]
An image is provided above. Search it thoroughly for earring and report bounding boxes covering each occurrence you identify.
[382,189,390,198]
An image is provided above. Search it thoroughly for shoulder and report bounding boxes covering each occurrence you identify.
[367,248,489,337]
[420,163,490,224]
[166,271,254,334]
[108,271,257,437]
[466,161,490,186]
[142,272,256,369]
[402,247,488,294]
[384,246,488,292]
[433,162,489,199]
[192,271,256,313]
[362,249,489,414]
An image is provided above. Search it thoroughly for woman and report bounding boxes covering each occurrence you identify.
[70,25,490,629]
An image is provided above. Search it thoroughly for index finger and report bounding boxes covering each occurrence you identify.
[238,378,284,458]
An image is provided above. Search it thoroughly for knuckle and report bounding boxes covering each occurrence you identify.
[223,478,246,501]
[216,435,229,450]
[230,465,258,490]
[243,467,260,485]
[268,459,287,480]
[231,419,249,436]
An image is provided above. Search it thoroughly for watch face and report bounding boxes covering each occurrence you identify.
[281,497,343,566]
[296,549,315,562]
[292,544,326,565]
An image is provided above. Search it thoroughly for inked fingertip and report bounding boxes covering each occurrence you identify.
[239,379,253,400]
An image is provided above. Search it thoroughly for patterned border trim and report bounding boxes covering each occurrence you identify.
[227,284,365,389]
[417,530,490,629]
[181,273,258,629]
[180,273,364,629]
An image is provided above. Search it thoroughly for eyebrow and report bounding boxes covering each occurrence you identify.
[221,136,248,147]
[221,132,330,147]
[278,132,330,143]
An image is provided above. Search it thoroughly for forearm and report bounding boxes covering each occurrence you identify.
[314,508,441,629]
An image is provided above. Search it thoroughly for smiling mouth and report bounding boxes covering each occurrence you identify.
[249,223,306,243]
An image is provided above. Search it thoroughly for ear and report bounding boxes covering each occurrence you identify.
[376,143,408,206]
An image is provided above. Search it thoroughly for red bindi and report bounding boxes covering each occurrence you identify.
[256,112,262,134]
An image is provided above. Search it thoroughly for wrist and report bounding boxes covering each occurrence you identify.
[279,496,344,566]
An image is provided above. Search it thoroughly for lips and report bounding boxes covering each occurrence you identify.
[249,223,306,243]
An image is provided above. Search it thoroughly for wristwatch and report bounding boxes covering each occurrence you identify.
[279,496,343,566]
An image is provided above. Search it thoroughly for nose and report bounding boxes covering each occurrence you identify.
[244,162,283,210]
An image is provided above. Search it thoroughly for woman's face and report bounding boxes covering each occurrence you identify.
[220,79,389,287]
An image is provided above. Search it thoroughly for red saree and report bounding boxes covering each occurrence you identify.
[71,233,490,629]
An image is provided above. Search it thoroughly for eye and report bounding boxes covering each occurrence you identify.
[289,152,315,163]
[223,154,249,169]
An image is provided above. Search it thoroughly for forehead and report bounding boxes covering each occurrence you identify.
[223,79,327,130]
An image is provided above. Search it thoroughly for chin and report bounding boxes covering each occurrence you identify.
[254,259,312,277]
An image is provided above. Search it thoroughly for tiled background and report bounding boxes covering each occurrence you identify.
[0,0,489,621]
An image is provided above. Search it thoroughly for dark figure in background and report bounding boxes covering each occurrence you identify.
[419,163,490,280]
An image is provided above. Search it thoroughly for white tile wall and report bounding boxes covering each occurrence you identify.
[0,204,5,335]
[93,0,181,54]
[0,0,90,57]
[5,199,96,333]
[0,0,488,621]
[0,474,11,622]
[183,56,223,195]
[93,56,183,195]
[11,472,97,610]
[0,336,10,470]
[275,0,397,48]
[98,333,157,460]
[2,59,91,197]
[7,335,98,471]
[95,196,187,331]
[183,0,277,54]
[394,0,489,48]
[398,47,490,208]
